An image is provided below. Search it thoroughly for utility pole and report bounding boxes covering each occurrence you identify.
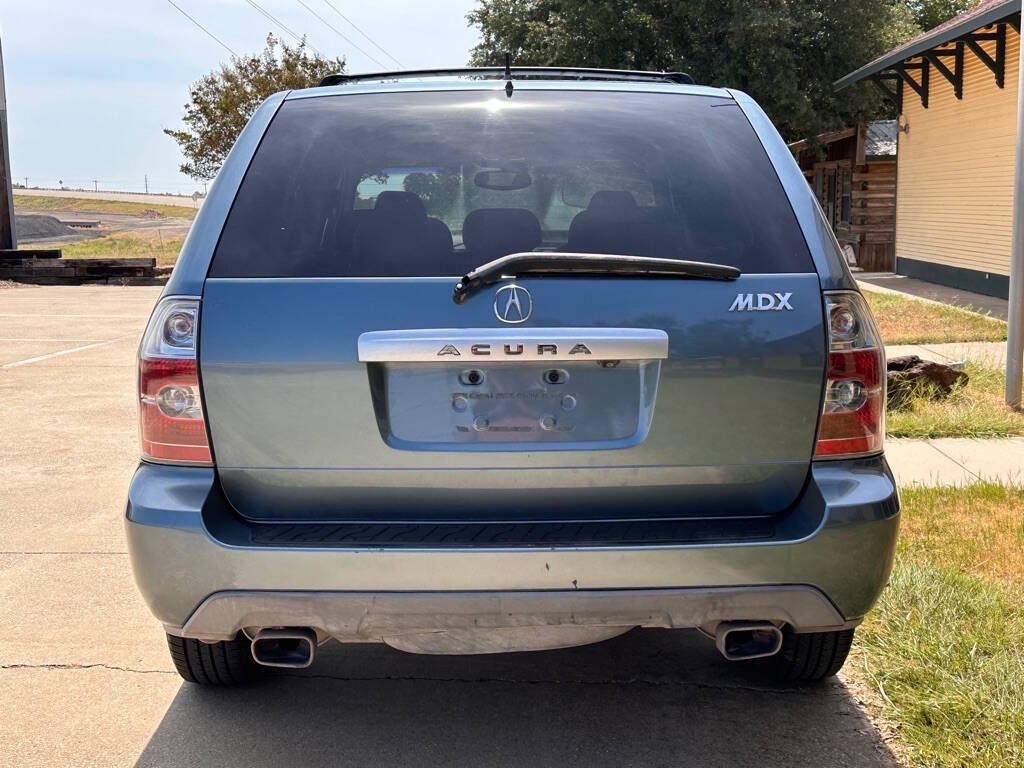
[0,41,59,260]
[1007,20,1024,408]
[0,35,16,251]
[93,180,97,192]
[144,174,148,194]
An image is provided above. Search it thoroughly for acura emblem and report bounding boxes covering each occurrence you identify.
[494,284,532,324]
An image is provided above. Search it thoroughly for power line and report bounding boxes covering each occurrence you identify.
[319,0,402,68]
[244,0,322,57]
[295,0,386,69]
[164,0,237,58]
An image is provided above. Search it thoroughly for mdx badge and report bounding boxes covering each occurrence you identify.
[729,292,794,311]
[494,284,532,324]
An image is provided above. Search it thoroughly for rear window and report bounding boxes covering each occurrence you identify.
[210,90,813,278]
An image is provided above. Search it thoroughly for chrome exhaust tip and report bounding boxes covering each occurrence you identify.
[714,622,783,661]
[250,627,317,668]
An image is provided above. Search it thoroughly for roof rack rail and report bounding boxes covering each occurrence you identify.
[318,67,695,88]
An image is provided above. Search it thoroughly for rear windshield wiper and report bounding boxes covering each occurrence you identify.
[453,252,741,303]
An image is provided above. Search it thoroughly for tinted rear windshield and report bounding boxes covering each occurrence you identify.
[210,89,813,278]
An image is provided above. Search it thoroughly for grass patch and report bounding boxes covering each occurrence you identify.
[895,484,1024,584]
[13,194,197,220]
[57,230,185,267]
[851,484,1024,767]
[865,290,1006,345]
[887,363,1024,438]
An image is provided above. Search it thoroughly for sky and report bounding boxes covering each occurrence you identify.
[0,0,480,195]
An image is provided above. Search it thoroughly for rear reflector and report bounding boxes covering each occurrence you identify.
[814,292,884,459]
[138,297,212,465]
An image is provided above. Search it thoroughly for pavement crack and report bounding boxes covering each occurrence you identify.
[1,662,173,675]
[926,440,983,481]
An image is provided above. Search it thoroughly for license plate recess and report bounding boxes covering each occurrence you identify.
[360,328,667,451]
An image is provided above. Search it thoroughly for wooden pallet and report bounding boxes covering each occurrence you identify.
[0,256,165,285]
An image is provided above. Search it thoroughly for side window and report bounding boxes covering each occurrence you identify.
[356,170,460,215]
[355,171,405,209]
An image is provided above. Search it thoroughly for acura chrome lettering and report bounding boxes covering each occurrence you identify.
[436,342,591,357]
[729,292,794,311]
[357,328,669,362]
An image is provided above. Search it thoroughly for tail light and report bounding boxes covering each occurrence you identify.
[814,291,885,459]
[138,297,212,465]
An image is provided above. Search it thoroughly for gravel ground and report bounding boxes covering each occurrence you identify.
[14,214,76,240]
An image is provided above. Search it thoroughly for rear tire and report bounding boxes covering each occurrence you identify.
[166,632,265,686]
[765,626,855,683]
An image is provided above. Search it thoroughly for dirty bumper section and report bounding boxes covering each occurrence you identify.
[125,457,899,639]
[176,586,851,649]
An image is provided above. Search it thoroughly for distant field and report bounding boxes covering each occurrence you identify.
[13,194,198,220]
[58,231,186,267]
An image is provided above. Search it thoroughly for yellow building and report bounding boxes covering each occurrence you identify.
[835,0,1021,298]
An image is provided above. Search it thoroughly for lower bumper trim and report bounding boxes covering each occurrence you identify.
[173,585,856,643]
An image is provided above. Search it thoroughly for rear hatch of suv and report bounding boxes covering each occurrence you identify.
[198,87,826,523]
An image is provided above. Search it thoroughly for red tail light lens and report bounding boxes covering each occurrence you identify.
[815,292,885,458]
[138,297,212,465]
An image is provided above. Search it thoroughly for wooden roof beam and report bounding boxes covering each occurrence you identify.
[963,23,1007,88]
[896,61,929,108]
[870,73,901,112]
[924,42,964,99]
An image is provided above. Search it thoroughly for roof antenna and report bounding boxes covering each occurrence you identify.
[504,52,514,97]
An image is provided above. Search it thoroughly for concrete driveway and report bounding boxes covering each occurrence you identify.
[0,285,899,768]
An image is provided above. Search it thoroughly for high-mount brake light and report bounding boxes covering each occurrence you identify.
[138,297,211,465]
[814,292,885,459]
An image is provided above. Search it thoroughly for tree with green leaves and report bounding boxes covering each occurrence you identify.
[906,0,979,30]
[403,172,463,217]
[165,35,345,181]
[467,0,924,142]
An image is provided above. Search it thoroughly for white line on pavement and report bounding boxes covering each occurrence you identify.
[0,338,107,342]
[1,336,132,369]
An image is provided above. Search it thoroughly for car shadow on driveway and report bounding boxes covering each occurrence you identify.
[134,628,897,768]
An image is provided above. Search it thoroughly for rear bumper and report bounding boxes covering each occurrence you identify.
[125,457,899,639]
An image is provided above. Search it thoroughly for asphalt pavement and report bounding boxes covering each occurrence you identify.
[0,285,898,767]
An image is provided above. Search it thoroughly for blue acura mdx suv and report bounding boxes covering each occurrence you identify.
[127,67,898,685]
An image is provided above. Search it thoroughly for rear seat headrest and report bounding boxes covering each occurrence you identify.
[462,208,542,261]
[374,190,427,217]
[587,190,638,210]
